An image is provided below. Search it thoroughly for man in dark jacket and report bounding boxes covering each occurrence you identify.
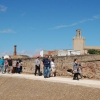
[42,55,50,78]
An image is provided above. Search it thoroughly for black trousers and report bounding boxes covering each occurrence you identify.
[73,73,79,80]
[35,65,40,76]
[20,66,22,72]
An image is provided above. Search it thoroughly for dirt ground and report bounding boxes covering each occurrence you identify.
[0,76,100,100]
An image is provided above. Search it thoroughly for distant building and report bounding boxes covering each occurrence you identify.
[40,29,100,56]
[58,50,80,56]
[67,50,80,55]
[40,49,80,57]
[40,50,48,57]
[11,45,30,59]
[73,29,100,54]
[58,50,67,56]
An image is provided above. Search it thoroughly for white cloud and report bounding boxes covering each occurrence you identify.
[88,18,94,21]
[69,23,78,26]
[0,5,7,12]
[51,23,77,29]
[52,25,68,29]
[51,14,100,29]
[0,29,15,34]
[79,20,87,23]
[93,15,100,19]
[21,12,26,17]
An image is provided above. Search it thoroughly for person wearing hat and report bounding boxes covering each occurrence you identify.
[34,56,41,76]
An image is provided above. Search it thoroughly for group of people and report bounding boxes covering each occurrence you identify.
[35,56,83,80]
[35,55,56,78]
[0,55,82,80]
[72,58,83,80]
[0,56,22,74]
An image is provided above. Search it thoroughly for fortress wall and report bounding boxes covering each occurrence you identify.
[16,54,100,79]
[84,46,100,50]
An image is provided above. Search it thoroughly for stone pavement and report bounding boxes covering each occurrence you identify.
[0,73,100,89]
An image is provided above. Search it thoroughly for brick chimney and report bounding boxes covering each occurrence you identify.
[13,45,17,56]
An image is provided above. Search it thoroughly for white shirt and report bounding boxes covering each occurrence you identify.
[35,58,40,66]
[50,61,55,68]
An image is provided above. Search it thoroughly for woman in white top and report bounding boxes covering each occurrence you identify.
[50,58,56,77]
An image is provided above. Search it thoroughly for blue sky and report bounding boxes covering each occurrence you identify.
[0,0,100,57]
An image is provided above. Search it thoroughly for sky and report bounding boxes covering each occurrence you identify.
[0,0,100,57]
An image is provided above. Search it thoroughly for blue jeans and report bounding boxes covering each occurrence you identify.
[1,65,4,73]
[44,66,50,78]
[0,65,1,72]
[48,65,51,77]
[17,68,21,74]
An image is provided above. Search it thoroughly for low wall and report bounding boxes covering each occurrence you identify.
[17,54,100,79]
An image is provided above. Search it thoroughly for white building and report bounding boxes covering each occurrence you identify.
[40,49,81,57]
[58,50,80,56]
[67,50,80,56]
[40,50,48,57]
[58,50,68,56]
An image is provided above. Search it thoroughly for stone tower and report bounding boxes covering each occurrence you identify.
[73,29,85,54]
[13,45,17,56]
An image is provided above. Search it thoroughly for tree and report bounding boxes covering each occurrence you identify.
[88,49,100,54]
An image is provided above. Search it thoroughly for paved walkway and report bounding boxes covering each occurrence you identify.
[0,73,100,89]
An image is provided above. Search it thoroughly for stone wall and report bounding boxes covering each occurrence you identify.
[17,54,100,79]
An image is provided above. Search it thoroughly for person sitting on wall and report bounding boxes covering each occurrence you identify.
[35,56,41,76]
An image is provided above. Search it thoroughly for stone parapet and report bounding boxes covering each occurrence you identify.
[13,54,100,79]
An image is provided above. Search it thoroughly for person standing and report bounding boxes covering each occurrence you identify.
[42,55,51,78]
[20,60,23,72]
[17,61,21,74]
[4,59,9,74]
[16,61,19,73]
[48,56,52,77]
[35,56,41,76]
[78,64,83,79]
[0,57,5,74]
[73,58,79,80]
[12,60,17,73]
[51,58,56,77]
[8,56,13,74]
